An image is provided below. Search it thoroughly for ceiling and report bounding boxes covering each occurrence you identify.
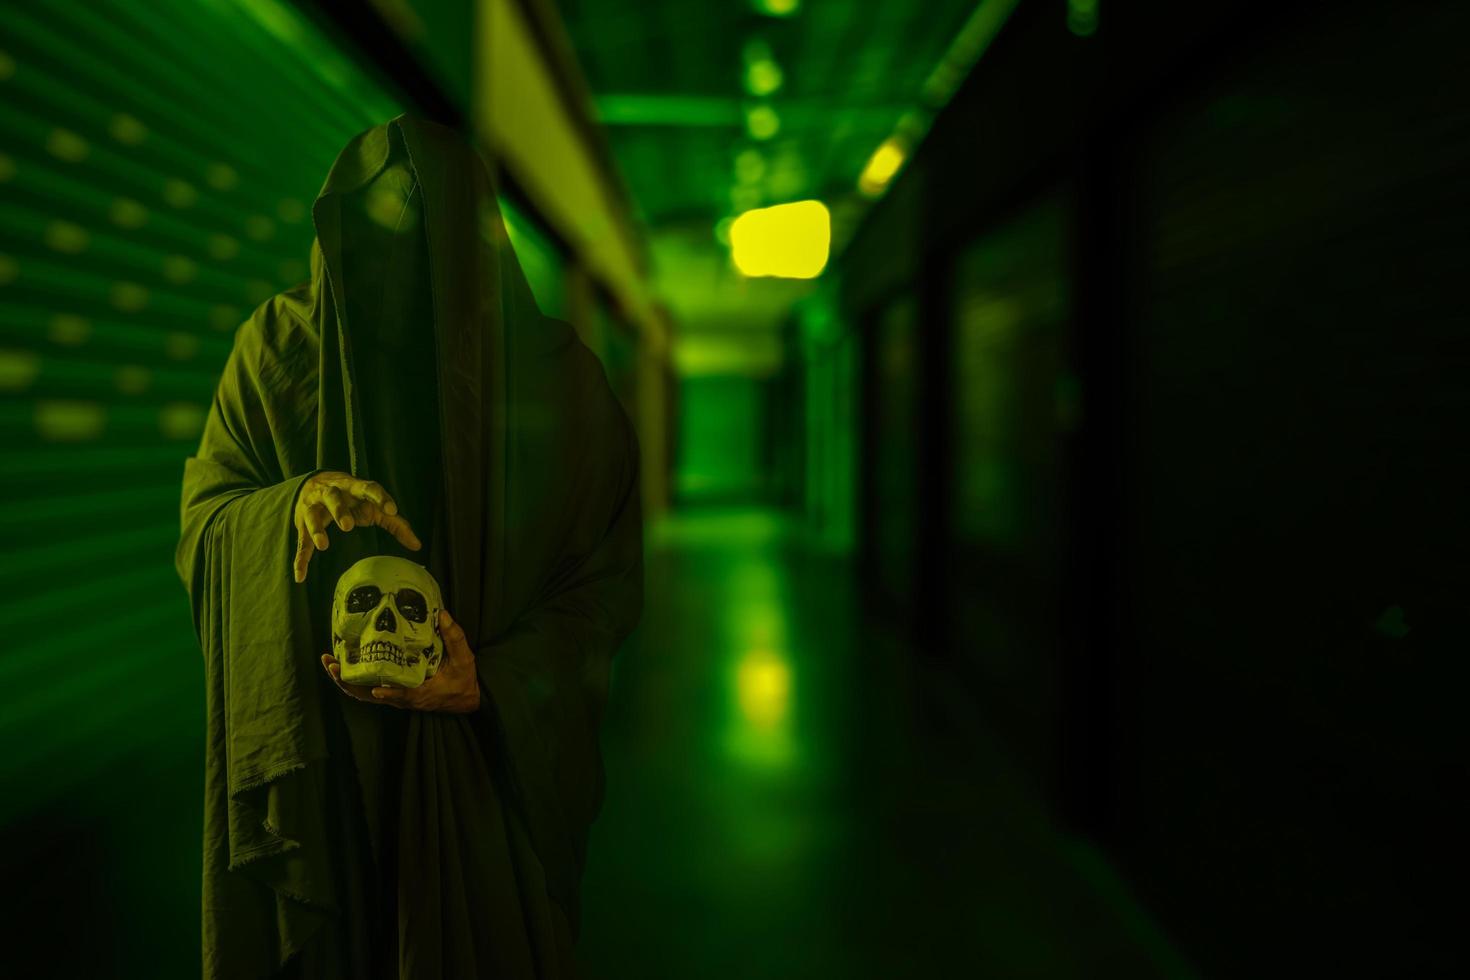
[551,0,990,343]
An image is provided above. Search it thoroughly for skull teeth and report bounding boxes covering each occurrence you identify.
[357,639,407,667]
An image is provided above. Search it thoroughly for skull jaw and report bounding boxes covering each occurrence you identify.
[336,638,432,689]
[341,659,429,689]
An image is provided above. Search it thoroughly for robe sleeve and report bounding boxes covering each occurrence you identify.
[474,398,644,931]
[174,312,340,979]
[176,311,323,615]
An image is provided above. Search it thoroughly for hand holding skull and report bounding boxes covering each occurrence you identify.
[293,470,421,583]
[322,608,480,713]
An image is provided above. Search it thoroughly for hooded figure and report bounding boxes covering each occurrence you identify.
[174,114,643,979]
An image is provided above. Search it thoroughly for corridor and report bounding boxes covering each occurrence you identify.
[576,510,1183,979]
[2,0,1460,974]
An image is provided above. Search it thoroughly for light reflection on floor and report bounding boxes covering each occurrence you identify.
[577,508,1178,979]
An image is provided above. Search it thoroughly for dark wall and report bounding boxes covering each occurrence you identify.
[838,0,1469,973]
[946,192,1075,804]
[1116,5,1469,973]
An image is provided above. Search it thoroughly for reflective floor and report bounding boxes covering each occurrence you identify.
[578,509,1183,979]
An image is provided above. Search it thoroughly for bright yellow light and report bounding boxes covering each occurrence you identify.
[730,199,829,279]
[858,138,907,196]
[737,649,791,729]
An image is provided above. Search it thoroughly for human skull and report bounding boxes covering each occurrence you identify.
[331,556,444,689]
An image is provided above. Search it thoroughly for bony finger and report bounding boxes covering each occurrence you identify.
[323,487,354,532]
[350,500,380,533]
[381,514,422,550]
[293,534,314,583]
[305,503,332,550]
[371,483,399,517]
[348,478,396,516]
[292,520,313,581]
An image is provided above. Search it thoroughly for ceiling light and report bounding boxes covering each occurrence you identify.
[734,149,766,184]
[858,138,906,197]
[730,199,830,279]
[753,0,800,17]
[745,59,784,97]
[745,104,780,140]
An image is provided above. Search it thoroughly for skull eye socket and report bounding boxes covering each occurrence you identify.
[395,589,428,623]
[346,585,382,613]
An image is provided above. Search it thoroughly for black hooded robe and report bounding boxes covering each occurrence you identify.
[174,114,643,980]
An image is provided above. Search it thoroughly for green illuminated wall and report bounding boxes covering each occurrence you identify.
[798,290,858,553]
[0,2,419,975]
[367,0,475,112]
[675,375,767,503]
[0,0,405,797]
[502,193,566,320]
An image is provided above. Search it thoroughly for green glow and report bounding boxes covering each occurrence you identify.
[109,197,149,228]
[109,112,147,145]
[752,0,800,16]
[724,646,797,768]
[1068,0,1100,37]
[594,93,742,127]
[205,161,238,190]
[0,0,409,864]
[675,376,764,496]
[109,282,149,312]
[159,401,205,439]
[45,127,89,162]
[35,399,106,440]
[47,314,90,345]
[744,103,781,140]
[161,178,197,208]
[0,348,39,389]
[676,334,783,376]
[736,650,791,729]
[161,255,197,283]
[114,365,150,394]
[734,148,766,184]
[43,220,89,254]
[719,555,797,770]
[745,61,782,97]
[501,195,566,319]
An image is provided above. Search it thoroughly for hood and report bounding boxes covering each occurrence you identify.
[304,112,549,648]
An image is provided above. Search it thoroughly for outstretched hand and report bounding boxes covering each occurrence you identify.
[293,470,421,583]
[320,608,480,714]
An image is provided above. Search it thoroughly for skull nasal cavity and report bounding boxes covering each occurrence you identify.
[374,605,397,633]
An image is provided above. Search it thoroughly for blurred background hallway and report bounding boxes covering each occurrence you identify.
[578,507,1183,978]
[1,0,1465,976]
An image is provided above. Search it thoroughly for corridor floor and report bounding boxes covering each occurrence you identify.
[576,509,1188,979]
